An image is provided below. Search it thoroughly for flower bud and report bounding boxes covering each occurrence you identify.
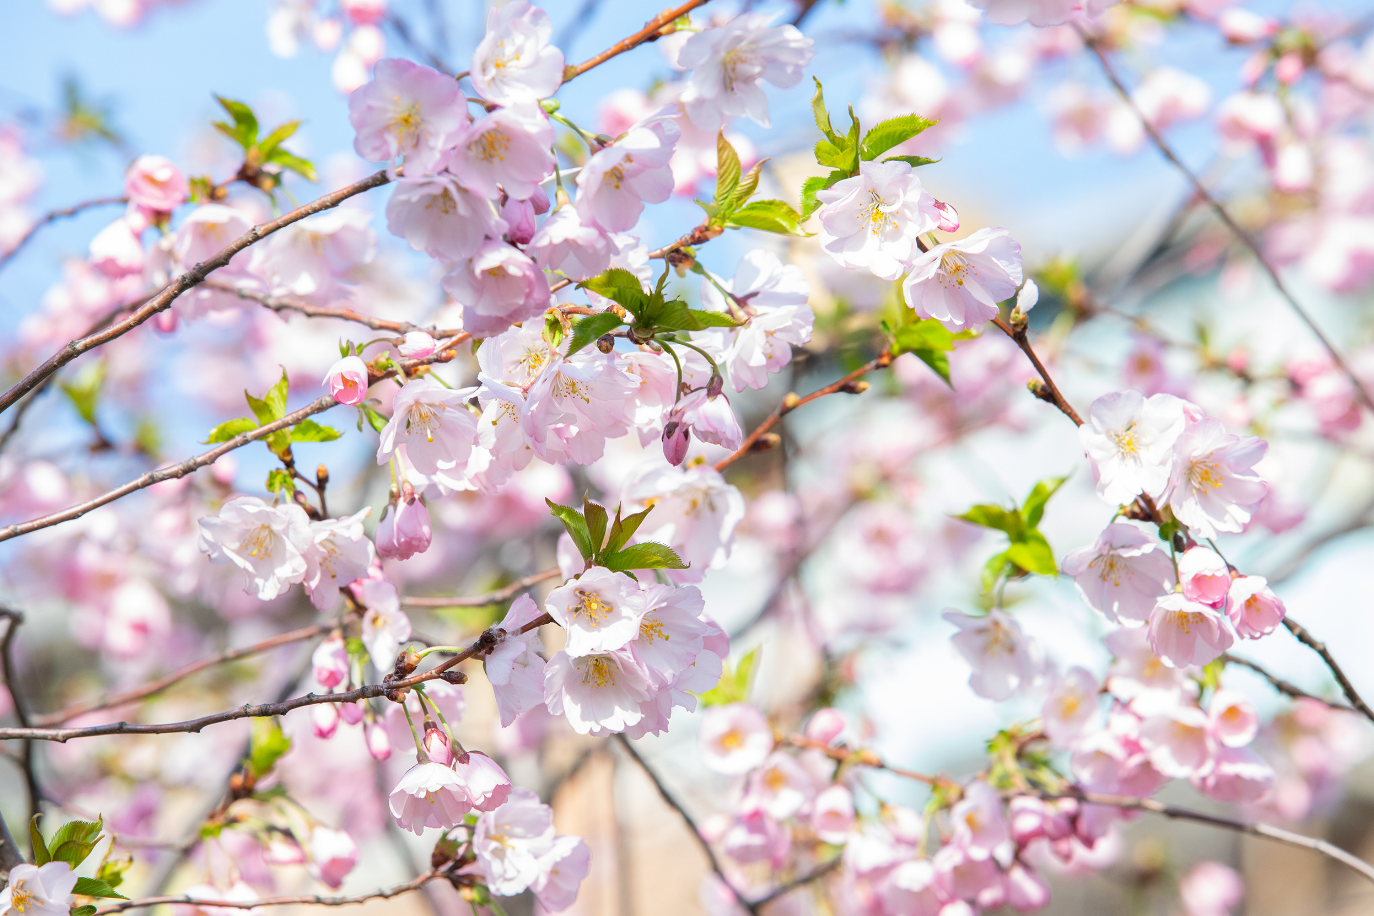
[596,334,616,354]
[376,498,432,560]
[324,355,370,406]
[933,199,960,233]
[309,827,359,889]
[124,154,189,213]
[804,708,846,745]
[1015,279,1039,315]
[338,699,365,725]
[312,702,340,739]
[312,637,349,690]
[365,721,392,760]
[661,419,691,467]
[397,331,438,359]
[423,724,455,766]
[263,835,305,865]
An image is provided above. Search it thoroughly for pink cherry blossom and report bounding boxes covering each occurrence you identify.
[676,13,815,130]
[526,206,612,281]
[1179,861,1243,916]
[469,2,565,107]
[543,650,652,736]
[1209,689,1259,748]
[89,217,143,278]
[388,761,471,834]
[700,703,774,773]
[385,175,506,262]
[1078,391,1187,506]
[1042,666,1101,747]
[903,227,1024,332]
[1226,575,1285,638]
[1147,593,1235,668]
[311,637,349,689]
[817,159,939,282]
[349,58,468,174]
[951,780,1010,860]
[453,750,513,811]
[575,114,679,233]
[1165,418,1269,538]
[440,240,552,340]
[125,154,188,213]
[1061,522,1177,624]
[308,827,358,890]
[1177,546,1231,609]
[324,355,369,405]
[812,784,856,843]
[447,107,556,201]
[531,835,591,913]
[1138,704,1211,777]
[943,608,1040,701]
[486,593,549,727]
[1191,744,1274,803]
[422,725,454,766]
[375,496,432,561]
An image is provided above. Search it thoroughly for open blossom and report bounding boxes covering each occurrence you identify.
[1165,418,1269,538]
[1078,390,1187,506]
[1138,705,1211,777]
[389,762,471,834]
[968,0,1118,26]
[700,249,814,392]
[486,594,548,726]
[943,608,1039,701]
[448,107,556,200]
[812,784,857,843]
[724,808,790,866]
[531,835,592,913]
[358,578,412,672]
[385,175,507,262]
[1226,575,1286,638]
[350,58,468,174]
[441,240,552,339]
[951,780,1010,860]
[325,355,369,405]
[1191,744,1274,803]
[125,154,188,213]
[1148,593,1234,668]
[89,217,144,278]
[1209,689,1259,748]
[1,862,77,916]
[255,208,375,304]
[816,159,939,281]
[574,115,679,233]
[198,497,312,600]
[545,567,648,657]
[469,2,564,106]
[676,13,815,130]
[454,751,513,811]
[746,751,815,819]
[1061,522,1176,624]
[1043,666,1101,747]
[628,583,708,683]
[376,378,480,477]
[308,828,358,889]
[543,650,651,736]
[526,206,612,281]
[624,464,745,583]
[902,227,1024,332]
[700,702,773,773]
[303,507,374,610]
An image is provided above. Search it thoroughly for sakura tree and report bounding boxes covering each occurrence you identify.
[2,0,1374,914]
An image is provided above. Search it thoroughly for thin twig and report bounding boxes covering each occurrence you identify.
[991,316,1082,426]
[0,609,41,820]
[0,196,127,271]
[1082,32,1374,414]
[0,809,23,876]
[205,282,464,338]
[94,872,444,914]
[402,568,562,608]
[1282,617,1374,725]
[1221,653,1353,711]
[749,859,840,909]
[562,0,713,82]
[783,735,947,787]
[0,171,392,417]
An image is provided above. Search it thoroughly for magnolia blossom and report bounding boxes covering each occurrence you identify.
[440,240,552,339]
[526,206,612,281]
[545,567,647,657]
[544,650,651,736]
[198,497,312,600]
[376,378,480,477]
[125,154,188,213]
[676,13,815,130]
[1148,593,1234,668]
[303,508,374,610]
[349,57,468,173]
[700,250,815,392]
[699,702,773,773]
[449,108,556,201]
[469,2,564,107]
[943,608,1039,701]
[1165,418,1269,538]
[1078,390,1187,506]
[1061,522,1176,624]
[0,862,77,916]
[389,762,471,834]
[574,115,679,233]
[325,355,369,406]
[486,594,548,726]
[308,827,358,889]
[1227,575,1286,638]
[816,160,940,281]
[385,175,507,262]
[902,227,1024,331]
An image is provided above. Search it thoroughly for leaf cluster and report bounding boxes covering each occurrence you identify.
[29,815,129,903]
[800,79,937,220]
[880,306,974,386]
[697,132,806,237]
[569,269,739,356]
[212,95,317,188]
[247,717,292,780]
[957,476,1067,591]
[545,496,687,577]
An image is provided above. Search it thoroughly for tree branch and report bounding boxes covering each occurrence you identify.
[1221,653,1354,711]
[94,872,443,914]
[991,316,1082,426]
[1081,32,1374,414]
[1281,617,1374,725]
[402,568,562,608]
[749,859,840,910]
[204,282,465,338]
[0,809,24,877]
[0,196,128,272]
[562,0,712,82]
[0,171,392,417]
[0,609,41,821]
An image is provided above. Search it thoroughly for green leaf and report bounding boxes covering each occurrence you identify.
[546,498,593,563]
[71,905,98,916]
[1007,530,1056,576]
[256,119,299,158]
[361,404,389,433]
[265,367,289,420]
[814,140,849,171]
[543,311,565,349]
[245,392,274,426]
[49,817,103,870]
[203,417,257,445]
[892,317,965,386]
[844,106,862,172]
[96,854,132,891]
[810,78,839,144]
[957,505,1023,538]
[567,312,625,356]
[60,363,104,427]
[1022,475,1068,529]
[697,647,758,706]
[644,299,702,332]
[726,199,806,236]
[290,418,342,444]
[578,268,652,321]
[883,154,939,168]
[248,717,291,779]
[71,878,127,901]
[31,815,51,865]
[686,309,742,328]
[605,506,652,556]
[714,132,742,212]
[860,114,937,161]
[266,149,318,182]
[800,170,847,222]
[584,496,608,557]
[729,160,766,212]
[600,542,688,572]
[266,468,296,496]
[214,96,259,148]
[981,550,1012,593]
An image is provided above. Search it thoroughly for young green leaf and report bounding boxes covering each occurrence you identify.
[891,317,967,386]
[860,114,937,161]
[361,404,389,433]
[714,132,742,212]
[546,498,593,562]
[290,418,342,444]
[583,496,609,556]
[248,717,291,778]
[71,878,128,900]
[567,312,625,356]
[578,268,651,320]
[800,170,848,221]
[882,154,939,168]
[30,815,51,865]
[729,159,767,212]
[601,542,688,572]
[1006,530,1056,576]
[266,468,296,496]
[71,905,98,916]
[686,309,743,328]
[811,78,839,144]
[604,506,652,555]
[543,311,565,349]
[957,505,1023,538]
[265,367,289,420]
[697,647,757,706]
[48,817,104,869]
[1022,475,1068,529]
[256,119,299,158]
[203,417,258,444]
[266,149,318,182]
[96,855,132,891]
[213,96,259,149]
[814,139,850,171]
[981,550,1013,593]
[727,199,806,236]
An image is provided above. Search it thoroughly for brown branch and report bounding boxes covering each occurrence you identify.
[1082,33,1374,414]
[783,734,947,787]
[1282,617,1374,725]
[991,316,1082,426]
[0,809,23,876]
[714,353,890,472]
[562,0,713,82]
[0,609,41,820]
[750,859,840,910]
[0,196,128,271]
[0,171,392,417]
[0,613,553,742]
[94,872,443,914]
[205,281,464,338]
[402,568,562,608]
[1221,653,1354,711]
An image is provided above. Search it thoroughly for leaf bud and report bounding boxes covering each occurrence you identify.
[440,669,468,685]
[782,393,800,410]
[597,334,616,354]
[840,380,869,395]
[316,464,329,485]
[750,433,782,453]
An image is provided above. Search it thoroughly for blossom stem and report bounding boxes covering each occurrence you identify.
[201,281,467,338]
[660,341,686,402]
[548,111,603,151]
[665,337,721,379]
[401,703,429,762]
[414,683,460,751]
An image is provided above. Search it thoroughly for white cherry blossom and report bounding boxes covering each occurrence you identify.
[816,159,940,281]
[677,13,816,130]
[198,496,312,600]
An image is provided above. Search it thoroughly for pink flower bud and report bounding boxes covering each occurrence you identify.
[811,784,855,843]
[325,355,370,406]
[1178,547,1230,609]
[661,419,691,467]
[501,196,539,245]
[453,750,512,811]
[1275,51,1303,85]
[263,835,305,865]
[312,702,340,739]
[1008,795,1048,844]
[89,217,144,278]
[933,199,960,232]
[1226,575,1285,638]
[376,498,432,560]
[397,331,437,359]
[124,154,188,214]
[423,725,455,766]
[309,827,359,889]
[804,708,846,745]
[340,0,386,25]
[312,637,349,689]
[529,186,551,215]
[338,699,365,725]
[365,722,392,760]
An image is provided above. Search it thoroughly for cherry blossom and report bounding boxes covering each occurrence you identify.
[452,751,513,811]
[943,608,1040,701]
[902,227,1024,332]
[700,250,815,392]
[384,175,507,262]
[0,862,78,916]
[125,154,188,214]
[700,703,774,773]
[198,497,313,600]
[308,828,358,889]
[324,355,369,406]
[543,649,652,736]
[1165,418,1269,538]
[375,378,480,478]
[486,594,549,727]
[1043,666,1101,747]
[1061,522,1177,624]
[1177,546,1231,609]
[302,507,374,610]
[676,13,816,130]
[1078,391,1188,506]
[389,762,471,834]
[469,2,565,107]
[1226,575,1286,638]
[440,240,552,339]
[349,58,467,174]
[1148,594,1235,668]
[816,159,940,281]
[374,496,431,561]
[526,205,612,281]
[574,115,679,233]
[1179,861,1243,916]
[447,107,556,201]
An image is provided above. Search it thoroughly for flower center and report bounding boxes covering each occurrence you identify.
[719,728,744,750]
[860,189,897,236]
[388,100,424,149]
[1091,553,1127,587]
[471,128,512,163]
[939,250,974,287]
[1109,425,1141,460]
[1188,460,1225,490]
[243,524,275,560]
[569,589,612,627]
[10,881,35,913]
[579,656,618,688]
[406,402,445,443]
[639,616,668,643]
[981,620,1015,655]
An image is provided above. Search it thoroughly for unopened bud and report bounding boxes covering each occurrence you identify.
[597,334,615,354]
[423,724,455,766]
[440,669,468,685]
[750,433,782,453]
[393,650,421,680]
[316,464,329,485]
[707,372,724,399]
[782,393,800,410]
[1026,379,1053,403]
[1172,531,1187,553]
[628,326,654,345]
[840,380,869,395]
